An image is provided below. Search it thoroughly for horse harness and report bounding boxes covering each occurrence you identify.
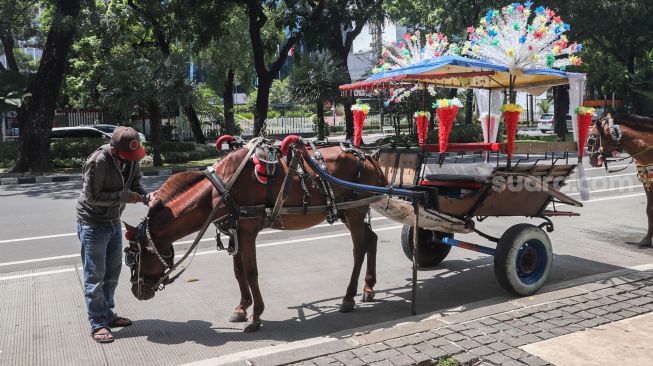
[125,138,387,293]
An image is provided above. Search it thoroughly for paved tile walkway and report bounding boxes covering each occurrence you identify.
[286,274,653,366]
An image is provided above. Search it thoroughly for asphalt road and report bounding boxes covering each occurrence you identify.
[1,158,652,364]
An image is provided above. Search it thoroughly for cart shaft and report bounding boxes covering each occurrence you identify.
[441,237,496,256]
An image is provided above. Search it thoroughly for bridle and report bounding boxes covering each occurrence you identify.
[588,116,653,173]
[587,117,631,172]
[124,217,175,297]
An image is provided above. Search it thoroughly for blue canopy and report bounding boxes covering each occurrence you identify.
[341,55,584,94]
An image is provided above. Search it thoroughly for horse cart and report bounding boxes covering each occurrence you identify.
[287,137,581,299]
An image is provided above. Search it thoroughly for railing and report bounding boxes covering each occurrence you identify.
[54,109,103,127]
[240,117,314,136]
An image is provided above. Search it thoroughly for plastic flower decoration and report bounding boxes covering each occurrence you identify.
[414,111,431,118]
[373,31,454,74]
[500,103,525,112]
[575,106,596,115]
[433,98,463,109]
[351,102,370,114]
[462,2,583,70]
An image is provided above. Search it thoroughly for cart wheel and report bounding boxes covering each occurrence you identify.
[401,225,452,267]
[494,224,552,296]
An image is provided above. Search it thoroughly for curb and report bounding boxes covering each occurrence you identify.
[182,263,653,366]
[0,167,205,186]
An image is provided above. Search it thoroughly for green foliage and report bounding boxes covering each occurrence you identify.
[0,70,30,113]
[193,83,225,127]
[288,50,348,104]
[537,99,553,114]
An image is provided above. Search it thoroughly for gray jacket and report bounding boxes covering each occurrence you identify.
[76,144,148,226]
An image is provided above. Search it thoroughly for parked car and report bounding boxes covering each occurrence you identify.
[537,114,573,133]
[537,113,554,132]
[87,124,147,142]
[51,126,113,139]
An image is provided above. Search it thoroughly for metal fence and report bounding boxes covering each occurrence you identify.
[240,117,314,136]
[54,110,103,127]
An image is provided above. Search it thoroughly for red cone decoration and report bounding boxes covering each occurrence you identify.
[434,98,462,154]
[414,111,430,145]
[575,107,596,158]
[500,104,524,159]
[351,102,370,146]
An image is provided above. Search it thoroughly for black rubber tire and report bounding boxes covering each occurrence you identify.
[494,224,553,296]
[401,225,453,267]
[540,129,548,133]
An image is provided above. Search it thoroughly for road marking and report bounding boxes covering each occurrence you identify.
[566,172,636,183]
[583,193,646,203]
[0,232,77,244]
[0,217,390,245]
[0,224,402,268]
[567,184,643,196]
[0,268,77,281]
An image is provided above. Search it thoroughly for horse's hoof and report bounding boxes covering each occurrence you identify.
[361,291,375,303]
[229,311,247,322]
[638,238,652,248]
[244,319,262,332]
[339,299,355,313]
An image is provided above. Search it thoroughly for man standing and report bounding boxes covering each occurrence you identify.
[76,126,150,343]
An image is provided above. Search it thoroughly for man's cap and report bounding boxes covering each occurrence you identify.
[110,126,146,161]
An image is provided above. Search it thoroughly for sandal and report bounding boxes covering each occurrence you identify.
[92,327,114,343]
[109,316,132,328]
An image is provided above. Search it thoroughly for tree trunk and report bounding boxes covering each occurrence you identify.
[316,100,325,140]
[224,68,236,135]
[254,77,272,136]
[148,103,163,166]
[184,101,206,144]
[464,90,473,125]
[12,0,81,173]
[342,98,354,140]
[553,86,569,141]
[0,26,19,71]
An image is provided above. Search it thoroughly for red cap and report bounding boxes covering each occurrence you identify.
[110,126,146,161]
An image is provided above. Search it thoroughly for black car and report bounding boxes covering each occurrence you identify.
[51,127,113,139]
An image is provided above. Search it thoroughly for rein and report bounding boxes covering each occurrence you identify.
[148,138,263,290]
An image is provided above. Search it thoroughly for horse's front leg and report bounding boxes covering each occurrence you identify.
[639,187,653,247]
[230,237,252,323]
[340,209,373,312]
[237,228,264,332]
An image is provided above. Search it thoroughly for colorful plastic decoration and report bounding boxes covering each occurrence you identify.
[414,111,431,145]
[351,102,370,146]
[575,106,596,158]
[462,2,583,70]
[433,98,463,154]
[374,31,453,74]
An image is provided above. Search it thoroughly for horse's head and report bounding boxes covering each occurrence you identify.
[587,115,620,167]
[123,219,175,300]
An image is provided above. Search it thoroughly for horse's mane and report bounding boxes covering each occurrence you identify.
[148,171,206,216]
[616,114,653,131]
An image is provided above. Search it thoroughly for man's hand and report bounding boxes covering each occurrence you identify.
[127,192,142,204]
[147,190,159,208]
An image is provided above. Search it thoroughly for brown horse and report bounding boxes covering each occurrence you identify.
[124,142,388,332]
[588,114,653,246]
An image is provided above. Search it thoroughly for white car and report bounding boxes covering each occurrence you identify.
[88,124,147,142]
[537,114,573,133]
[51,126,113,139]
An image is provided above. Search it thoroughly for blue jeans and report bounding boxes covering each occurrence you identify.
[77,221,123,331]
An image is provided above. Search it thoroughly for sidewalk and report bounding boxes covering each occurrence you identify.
[186,265,653,366]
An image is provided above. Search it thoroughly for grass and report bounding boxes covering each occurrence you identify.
[435,357,461,366]
[0,156,221,176]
